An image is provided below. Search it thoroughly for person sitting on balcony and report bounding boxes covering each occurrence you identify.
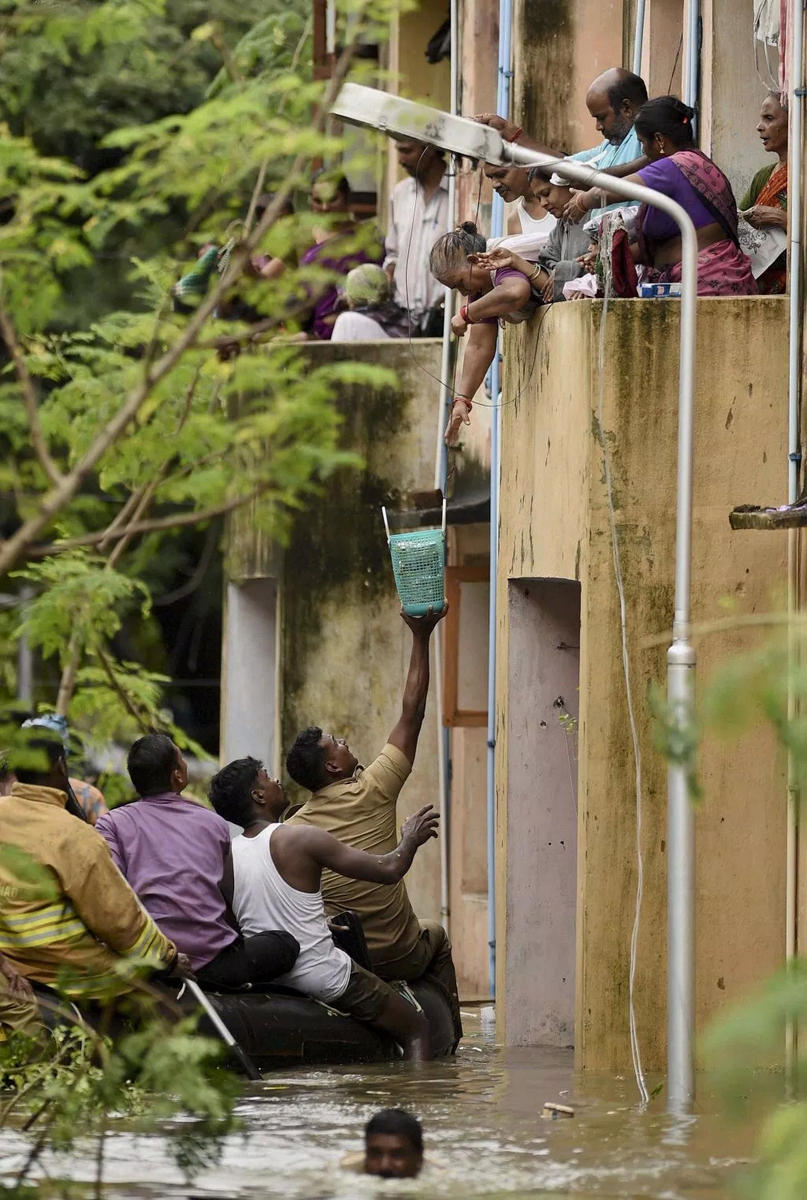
[429,222,534,445]
[296,172,384,341]
[595,96,758,297]
[331,264,410,342]
[209,758,437,1059]
[483,163,556,256]
[284,606,462,1048]
[477,68,648,224]
[739,92,788,294]
[472,167,594,304]
[96,734,299,991]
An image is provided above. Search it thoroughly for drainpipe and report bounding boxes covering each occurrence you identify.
[632,0,647,77]
[485,0,513,1003]
[432,0,459,937]
[683,0,700,122]
[785,0,804,1079]
[328,81,700,1111]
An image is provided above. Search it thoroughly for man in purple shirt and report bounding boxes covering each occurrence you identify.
[96,734,298,990]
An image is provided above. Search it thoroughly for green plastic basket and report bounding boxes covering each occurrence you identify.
[382,501,446,617]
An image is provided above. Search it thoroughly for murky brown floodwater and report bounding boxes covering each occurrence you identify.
[0,1006,763,1199]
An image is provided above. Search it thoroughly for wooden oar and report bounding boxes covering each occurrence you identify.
[184,978,262,1082]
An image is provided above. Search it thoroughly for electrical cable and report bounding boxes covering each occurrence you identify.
[595,277,649,1109]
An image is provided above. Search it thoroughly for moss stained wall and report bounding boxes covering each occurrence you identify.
[512,0,626,155]
[497,298,789,1071]
[278,340,448,930]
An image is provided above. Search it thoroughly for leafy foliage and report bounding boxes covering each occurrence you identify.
[0,1005,239,1196]
[0,0,398,760]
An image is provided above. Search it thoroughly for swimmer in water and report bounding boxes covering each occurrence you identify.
[363,1109,423,1179]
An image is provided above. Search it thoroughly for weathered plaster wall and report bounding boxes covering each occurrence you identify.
[497,298,789,1070]
[513,0,626,154]
[700,0,773,201]
[277,340,446,932]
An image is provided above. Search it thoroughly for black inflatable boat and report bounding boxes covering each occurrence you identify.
[187,978,456,1070]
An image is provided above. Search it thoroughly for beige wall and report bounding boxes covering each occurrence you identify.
[700,0,778,202]
[276,341,445,931]
[512,0,627,154]
[497,298,790,1070]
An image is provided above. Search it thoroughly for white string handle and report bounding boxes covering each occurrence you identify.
[381,506,391,542]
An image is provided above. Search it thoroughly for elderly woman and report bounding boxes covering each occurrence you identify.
[740,92,788,293]
[430,222,534,445]
[596,96,757,296]
[331,264,409,341]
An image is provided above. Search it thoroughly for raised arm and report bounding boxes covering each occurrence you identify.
[563,170,646,222]
[444,322,498,446]
[295,805,439,886]
[387,607,447,765]
[473,113,559,157]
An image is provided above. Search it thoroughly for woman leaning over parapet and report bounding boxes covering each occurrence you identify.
[429,222,535,446]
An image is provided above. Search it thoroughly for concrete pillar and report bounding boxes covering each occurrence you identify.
[502,578,580,1046]
[220,579,278,770]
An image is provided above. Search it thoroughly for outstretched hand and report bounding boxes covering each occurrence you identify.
[562,189,592,224]
[402,804,440,846]
[445,398,471,445]
[400,604,448,637]
[470,248,513,272]
[473,112,520,141]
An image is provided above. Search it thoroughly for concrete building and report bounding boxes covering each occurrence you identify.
[222,0,803,1072]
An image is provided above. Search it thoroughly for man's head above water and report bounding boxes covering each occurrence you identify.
[585,67,648,145]
[364,1109,423,1179]
[285,726,359,794]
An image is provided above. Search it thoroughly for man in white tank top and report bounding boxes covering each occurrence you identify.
[211,759,439,1060]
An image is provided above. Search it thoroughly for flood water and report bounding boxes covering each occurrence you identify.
[0,1006,761,1199]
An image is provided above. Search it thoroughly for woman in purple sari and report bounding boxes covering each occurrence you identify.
[602,96,757,296]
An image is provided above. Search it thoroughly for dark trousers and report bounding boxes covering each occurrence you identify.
[196,931,299,991]
[372,921,463,1046]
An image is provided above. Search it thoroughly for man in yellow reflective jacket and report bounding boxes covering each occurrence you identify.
[0,730,180,1002]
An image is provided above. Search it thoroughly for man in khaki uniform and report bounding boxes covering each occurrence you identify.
[285,608,461,1044]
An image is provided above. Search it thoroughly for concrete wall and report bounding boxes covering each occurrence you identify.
[503,578,580,1045]
[509,0,771,203]
[513,0,627,154]
[496,298,789,1070]
[700,0,776,202]
[276,341,445,932]
[220,579,278,769]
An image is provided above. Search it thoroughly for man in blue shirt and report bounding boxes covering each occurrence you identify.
[477,67,648,219]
